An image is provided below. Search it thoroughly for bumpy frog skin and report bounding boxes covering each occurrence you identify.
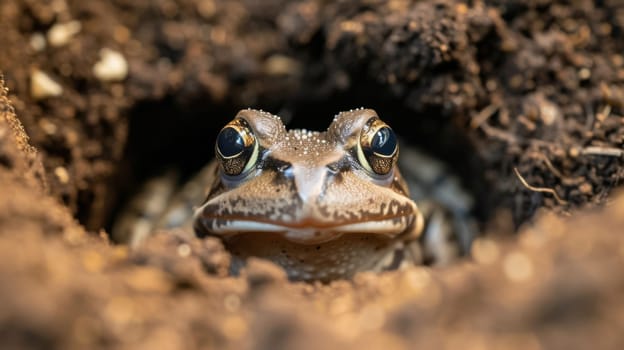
[192,108,425,281]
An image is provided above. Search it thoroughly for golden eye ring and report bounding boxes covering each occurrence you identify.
[357,118,398,175]
[215,118,258,176]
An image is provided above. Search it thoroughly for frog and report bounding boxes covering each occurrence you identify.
[112,108,475,282]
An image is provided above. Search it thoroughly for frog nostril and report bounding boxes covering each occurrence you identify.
[278,164,292,173]
[326,163,340,174]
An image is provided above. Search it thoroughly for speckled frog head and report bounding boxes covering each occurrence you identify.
[193,108,424,281]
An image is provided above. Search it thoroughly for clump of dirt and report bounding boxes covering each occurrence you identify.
[1,0,624,349]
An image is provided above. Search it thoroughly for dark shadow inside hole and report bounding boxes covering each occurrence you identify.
[104,96,240,234]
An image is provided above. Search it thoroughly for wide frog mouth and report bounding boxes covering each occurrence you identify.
[192,167,424,244]
[194,212,421,244]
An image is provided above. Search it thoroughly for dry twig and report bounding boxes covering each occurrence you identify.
[480,123,518,144]
[513,167,568,205]
[527,151,585,186]
[581,146,623,157]
[470,103,501,129]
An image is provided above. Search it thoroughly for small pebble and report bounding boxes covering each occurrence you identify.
[47,20,82,47]
[29,33,46,51]
[579,182,593,194]
[93,48,128,82]
[263,54,301,76]
[578,67,591,80]
[30,69,63,100]
[537,97,561,126]
[54,166,70,184]
[38,118,58,135]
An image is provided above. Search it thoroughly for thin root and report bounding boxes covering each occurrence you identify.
[581,146,623,157]
[471,103,501,129]
[527,152,585,186]
[480,123,518,144]
[513,167,568,205]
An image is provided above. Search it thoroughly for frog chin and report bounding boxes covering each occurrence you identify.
[197,215,416,244]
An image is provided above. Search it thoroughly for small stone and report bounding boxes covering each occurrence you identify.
[30,69,63,100]
[579,182,593,194]
[578,67,591,80]
[93,48,128,82]
[30,33,46,51]
[263,54,301,76]
[38,118,58,135]
[537,98,561,126]
[47,20,82,47]
[54,166,70,184]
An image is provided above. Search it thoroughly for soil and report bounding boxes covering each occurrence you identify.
[1,0,623,349]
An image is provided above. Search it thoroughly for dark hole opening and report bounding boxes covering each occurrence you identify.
[105,82,493,245]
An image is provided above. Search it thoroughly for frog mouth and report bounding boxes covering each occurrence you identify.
[195,214,421,244]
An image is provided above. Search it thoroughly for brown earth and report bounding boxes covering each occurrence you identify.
[1,0,624,349]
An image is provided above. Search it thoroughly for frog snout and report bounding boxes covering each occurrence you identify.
[290,165,329,203]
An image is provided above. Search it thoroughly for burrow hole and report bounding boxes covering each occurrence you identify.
[105,85,494,266]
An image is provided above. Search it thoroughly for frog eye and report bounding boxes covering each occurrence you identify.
[215,118,259,176]
[357,118,398,175]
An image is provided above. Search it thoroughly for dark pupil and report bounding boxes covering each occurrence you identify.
[217,127,245,157]
[371,127,396,156]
